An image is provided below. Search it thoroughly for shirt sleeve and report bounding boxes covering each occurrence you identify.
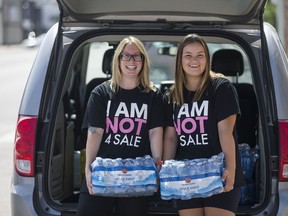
[85,85,107,129]
[163,92,174,127]
[214,80,241,123]
[148,89,165,129]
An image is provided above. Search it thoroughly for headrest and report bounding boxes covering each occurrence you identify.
[102,48,114,75]
[211,49,244,76]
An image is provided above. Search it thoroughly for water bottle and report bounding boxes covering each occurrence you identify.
[245,145,254,180]
[196,161,205,176]
[104,158,113,177]
[114,158,124,172]
[159,161,173,200]
[124,158,134,171]
[91,157,104,193]
[188,162,196,177]
[144,155,155,169]
[104,158,114,195]
[177,162,186,178]
[134,157,143,169]
[91,157,103,171]
[91,167,105,191]
[208,158,219,174]
[131,157,143,194]
[146,156,158,192]
[252,145,260,166]
[104,158,114,169]
[123,159,134,194]
[159,162,169,178]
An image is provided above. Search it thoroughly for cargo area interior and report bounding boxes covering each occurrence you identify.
[46,34,267,214]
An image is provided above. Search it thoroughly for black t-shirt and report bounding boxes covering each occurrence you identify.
[165,77,245,187]
[85,82,164,159]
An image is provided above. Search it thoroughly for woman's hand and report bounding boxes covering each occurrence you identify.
[86,168,94,195]
[85,127,104,195]
[218,115,237,193]
[222,168,235,192]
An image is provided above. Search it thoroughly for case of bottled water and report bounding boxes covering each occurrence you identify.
[90,155,157,197]
[238,143,259,205]
[159,152,224,200]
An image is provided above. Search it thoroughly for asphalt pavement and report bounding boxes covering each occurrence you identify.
[0,44,38,216]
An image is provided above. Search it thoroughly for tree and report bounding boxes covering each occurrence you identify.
[264,0,277,28]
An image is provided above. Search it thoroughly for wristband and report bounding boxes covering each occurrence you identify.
[156,160,163,167]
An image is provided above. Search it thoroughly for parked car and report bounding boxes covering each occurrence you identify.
[22,32,46,48]
[11,0,288,215]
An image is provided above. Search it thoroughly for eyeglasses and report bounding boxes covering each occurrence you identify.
[120,53,144,62]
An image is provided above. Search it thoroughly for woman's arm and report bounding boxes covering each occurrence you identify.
[149,126,163,192]
[149,126,163,163]
[163,126,178,161]
[218,114,237,192]
[85,126,104,195]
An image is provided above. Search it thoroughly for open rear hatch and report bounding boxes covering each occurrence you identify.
[50,0,270,215]
[57,0,267,26]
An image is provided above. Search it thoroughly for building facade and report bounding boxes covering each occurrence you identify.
[0,0,58,44]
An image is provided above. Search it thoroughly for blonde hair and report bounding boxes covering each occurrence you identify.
[110,36,154,92]
[171,34,224,105]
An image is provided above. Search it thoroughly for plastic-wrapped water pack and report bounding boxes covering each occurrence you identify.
[159,152,224,200]
[238,143,260,205]
[238,143,259,181]
[91,155,157,197]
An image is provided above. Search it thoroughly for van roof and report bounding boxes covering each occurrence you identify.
[57,0,267,26]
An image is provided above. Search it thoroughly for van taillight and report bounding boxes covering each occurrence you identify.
[279,120,288,181]
[14,116,37,176]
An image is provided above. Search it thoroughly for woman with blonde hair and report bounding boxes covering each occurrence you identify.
[77,36,164,216]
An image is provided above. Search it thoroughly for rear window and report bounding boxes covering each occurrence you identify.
[85,41,252,87]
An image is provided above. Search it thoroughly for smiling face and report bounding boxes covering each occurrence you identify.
[119,43,143,80]
[182,42,207,80]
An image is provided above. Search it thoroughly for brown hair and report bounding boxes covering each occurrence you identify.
[171,34,217,105]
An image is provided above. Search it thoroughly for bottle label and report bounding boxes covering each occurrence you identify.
[160,173,223,200]
[91,155,157,197]
[159,152,224,200]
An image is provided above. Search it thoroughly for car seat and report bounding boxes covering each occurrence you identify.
[83,48,114,109]
[77,48,114,150]
[211,49,258,147]
[160,80,174,94]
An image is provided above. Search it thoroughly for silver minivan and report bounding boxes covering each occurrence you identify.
[11,0,288,215]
